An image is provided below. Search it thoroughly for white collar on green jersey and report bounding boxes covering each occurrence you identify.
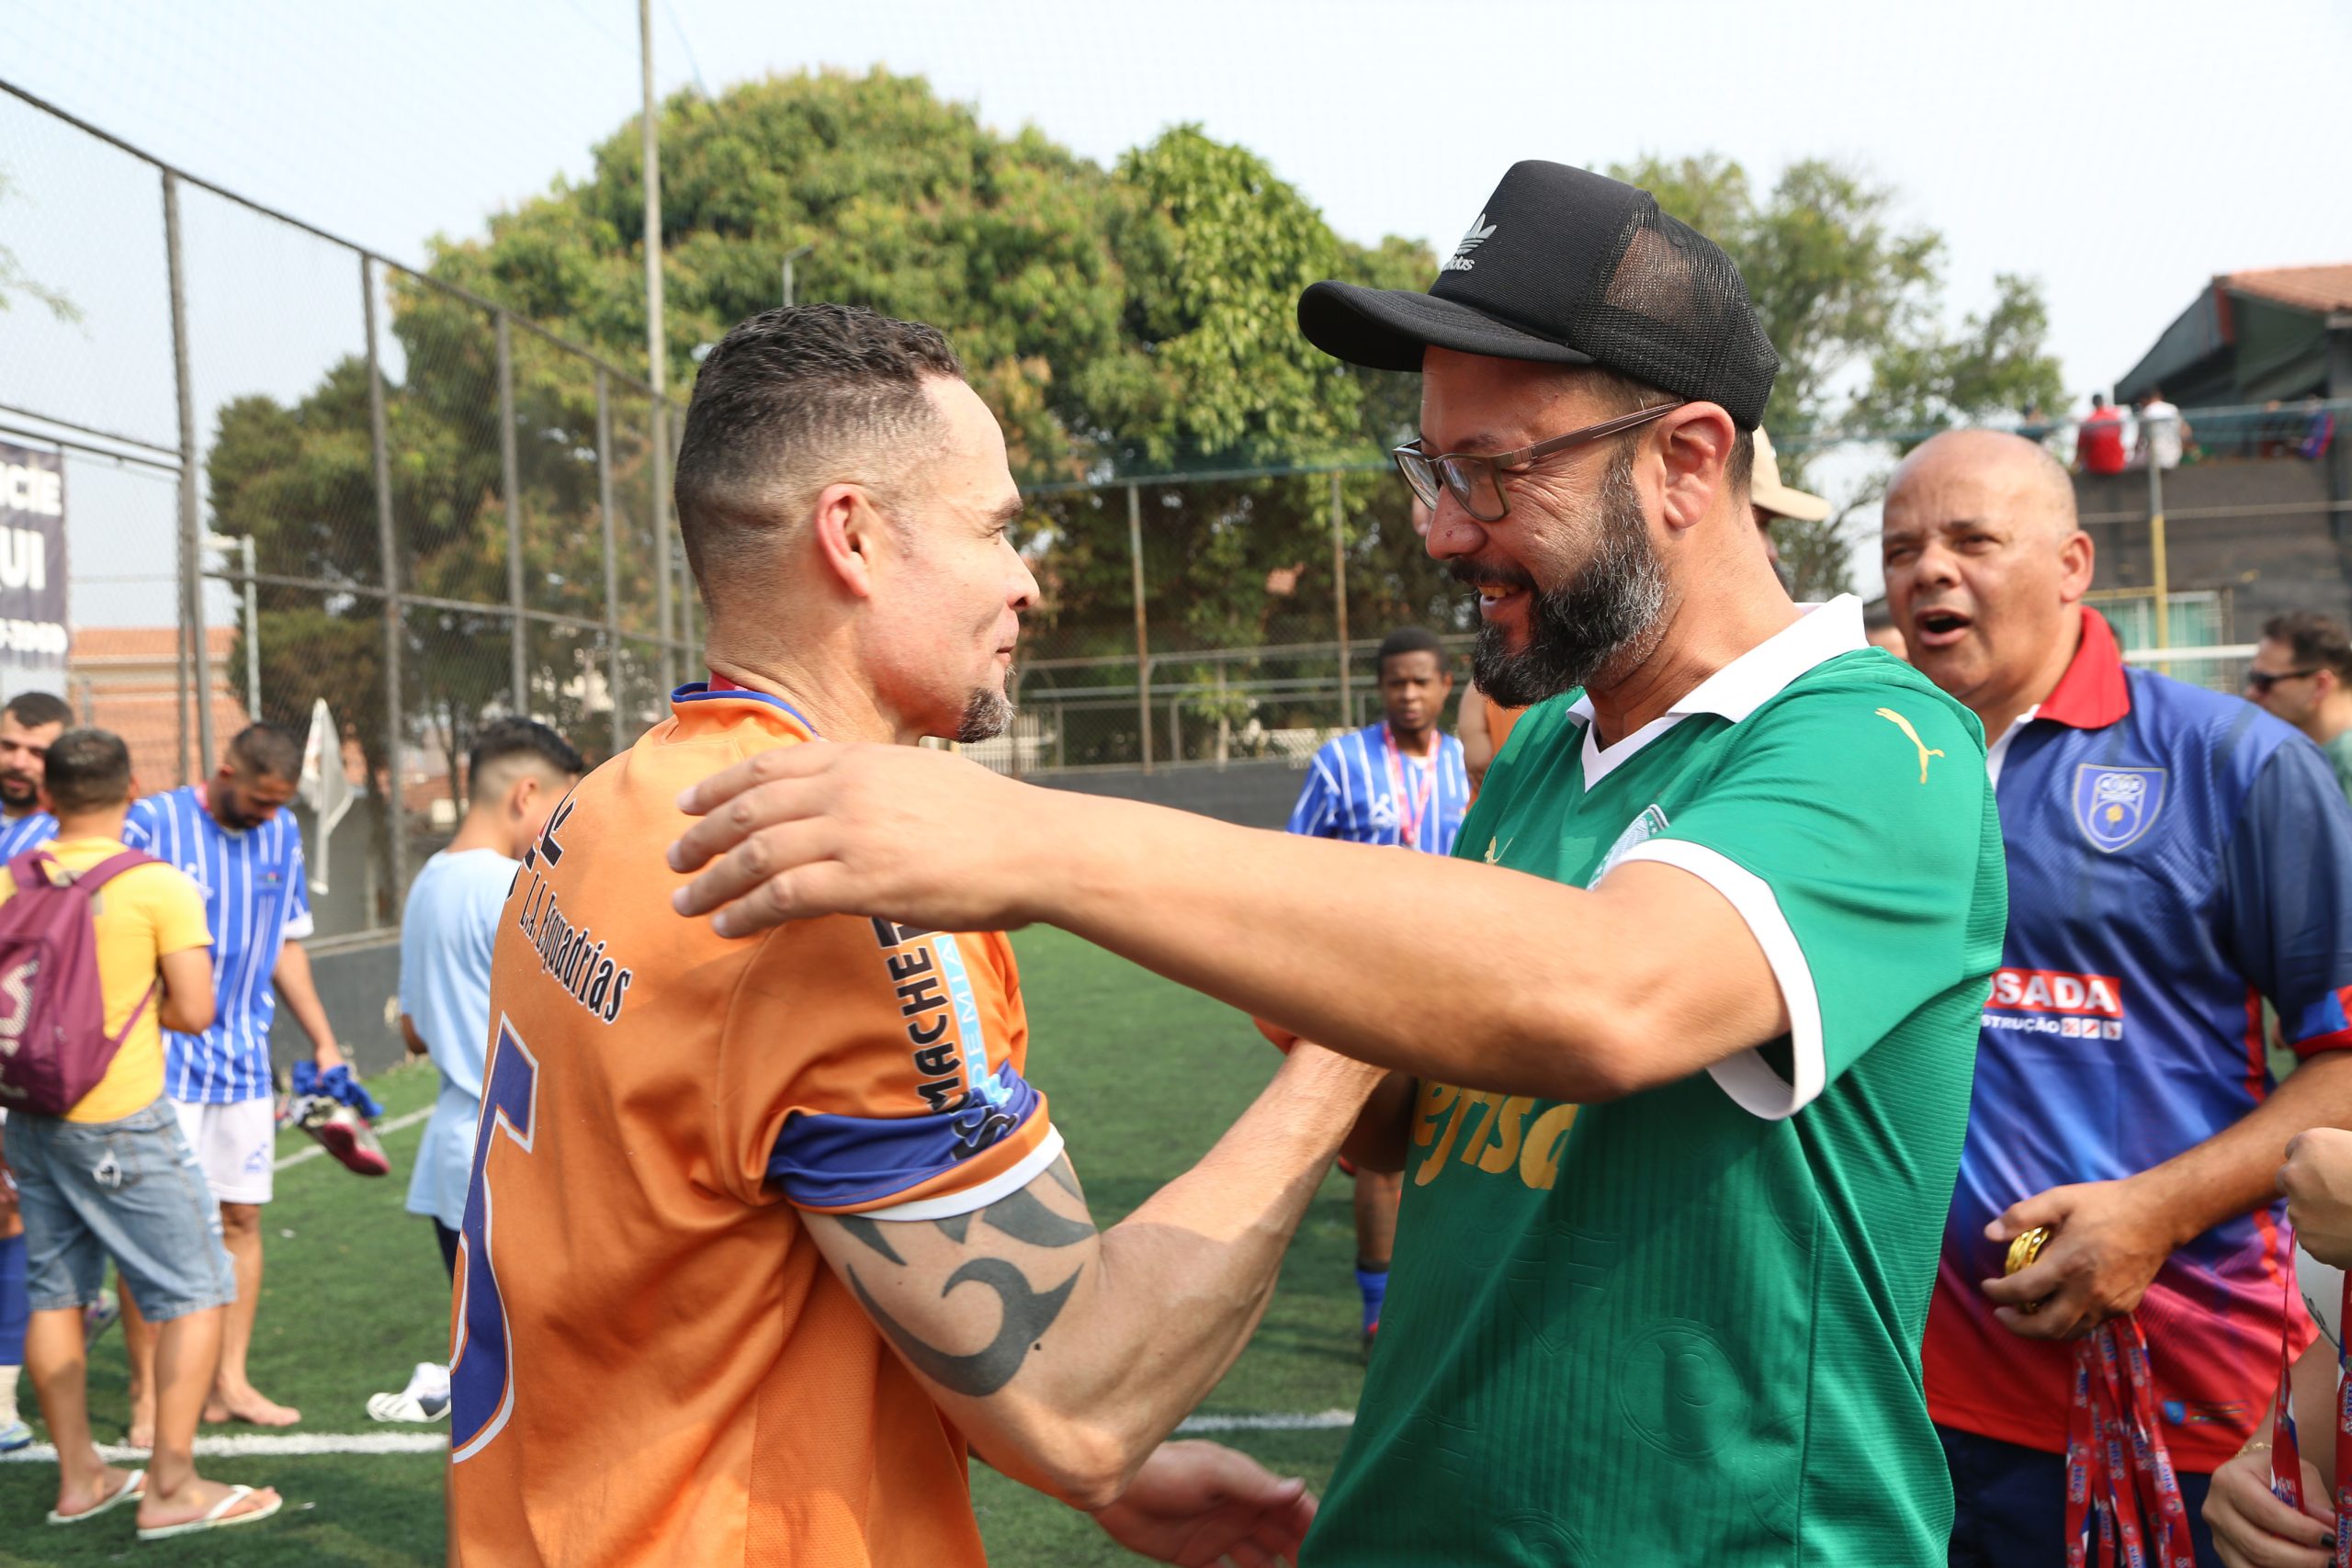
[1569,595,1867,786]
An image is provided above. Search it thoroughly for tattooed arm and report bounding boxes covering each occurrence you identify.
[804,1042,1381,1510]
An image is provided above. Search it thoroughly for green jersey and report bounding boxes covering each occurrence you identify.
[2324,728,2352,807]
[1304,600,2006,1566]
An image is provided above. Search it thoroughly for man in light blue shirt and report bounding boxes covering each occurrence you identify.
[1284,626,1470,1346]
[368,718,581,1423]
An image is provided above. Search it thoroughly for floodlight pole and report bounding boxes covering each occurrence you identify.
[1129,484,1151,773]
[639,0,676,692]
[1330,471,1351,728]
[783,244,812,308]
[2147,457,2169,650]
[164,170,214,783]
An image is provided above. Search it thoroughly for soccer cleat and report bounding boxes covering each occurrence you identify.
[0,1416,31,1453]
[367,1361,450,1424]
[280,1093,390,1177]
[84,1288,119,1347]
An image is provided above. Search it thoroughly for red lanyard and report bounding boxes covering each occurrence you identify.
[2267,1252,2351,1562]
[2064,1314,2194,1568]
[1382,728,1438,850]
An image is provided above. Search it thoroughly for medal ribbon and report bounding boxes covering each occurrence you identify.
[2267,1239,2351,1562]
[1382,728,1437,851]
[2062,1314,2194,1568]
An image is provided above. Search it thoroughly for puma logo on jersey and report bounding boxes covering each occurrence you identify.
[1874,707,1945,784]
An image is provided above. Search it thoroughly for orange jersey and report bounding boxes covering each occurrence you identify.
[447,684,1060,1567]
[1484,694,1522,757]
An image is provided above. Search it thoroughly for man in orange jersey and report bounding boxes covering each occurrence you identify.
[447,303,1384,1566]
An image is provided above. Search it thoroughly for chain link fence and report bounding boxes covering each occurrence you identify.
[0,81,694,942]
[6,78,2348,943]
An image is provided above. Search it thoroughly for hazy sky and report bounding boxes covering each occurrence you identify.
[6,0,2349,613]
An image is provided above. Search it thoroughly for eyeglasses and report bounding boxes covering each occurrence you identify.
[1392,401,1685,523]
[2245,667,2324,694]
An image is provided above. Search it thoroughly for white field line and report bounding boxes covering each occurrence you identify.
[1,1410,1357,1463]
[2,1431,448,1462]
[274,1105,432,1171]
[1175,1410,1355,1434]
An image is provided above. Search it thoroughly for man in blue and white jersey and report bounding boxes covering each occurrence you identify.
[1285,626,1471,1342]
[120,723,345,1436]
[0,689,70,1451]
[1288,627,1472,854]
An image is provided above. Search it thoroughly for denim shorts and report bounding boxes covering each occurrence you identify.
[7,1097,236,1323]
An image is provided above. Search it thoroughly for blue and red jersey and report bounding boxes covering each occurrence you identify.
[1924,608,2352,1472]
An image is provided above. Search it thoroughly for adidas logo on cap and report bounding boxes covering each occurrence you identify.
[1442,212,1496,273]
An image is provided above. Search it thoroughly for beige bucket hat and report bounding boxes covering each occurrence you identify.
[1751,428,1830,524]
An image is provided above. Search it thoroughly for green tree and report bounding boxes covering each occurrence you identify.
[1610,154,2064,593]
[207,69,1445,775]
[1869,273,2067,437]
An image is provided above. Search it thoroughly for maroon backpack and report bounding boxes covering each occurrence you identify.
[0,848,164,1115]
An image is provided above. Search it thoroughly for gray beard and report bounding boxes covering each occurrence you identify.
[956,688,1014,743]
[1464,444,1668,708]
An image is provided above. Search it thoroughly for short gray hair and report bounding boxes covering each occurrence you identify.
[673,303,967,612]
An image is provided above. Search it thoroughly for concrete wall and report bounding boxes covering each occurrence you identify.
[267,934,408,1080]
[1035,759,1312,831]
[2075,458,2351,638]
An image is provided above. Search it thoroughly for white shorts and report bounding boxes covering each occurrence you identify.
[171,1097,277,1206]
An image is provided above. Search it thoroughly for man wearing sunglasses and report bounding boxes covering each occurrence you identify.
[662,161,2005,1564]
[2246,611,2352,803]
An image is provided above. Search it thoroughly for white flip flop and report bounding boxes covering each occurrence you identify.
[135,1483,285,1541]
[47,1468,144,1525]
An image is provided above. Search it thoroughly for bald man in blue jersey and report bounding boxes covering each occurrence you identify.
[1887,430,2352,1567]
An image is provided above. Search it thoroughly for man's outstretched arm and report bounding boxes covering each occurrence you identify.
[670,743,1787,1104]
[804,1043,1381,1509]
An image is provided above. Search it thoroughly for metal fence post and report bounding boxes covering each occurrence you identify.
[596,370,625,755]
[497,312,529,714]
[362,256,409,917]
[675,410,695,658]
[1329,469,1351,731]
[2147,457,2169,650]
[163,170,214,780]
[237,535,259,722]
[639,2,676,695]
[651,400,674,693]
[1129,483,1151,773]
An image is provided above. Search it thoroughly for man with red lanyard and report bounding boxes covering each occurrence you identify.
[1884,428,2352,1567]
[1283,625,1470,1345]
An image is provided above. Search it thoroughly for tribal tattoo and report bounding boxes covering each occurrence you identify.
[842,1156,1099,1398]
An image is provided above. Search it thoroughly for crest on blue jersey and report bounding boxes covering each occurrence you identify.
[2072,763,2166,852]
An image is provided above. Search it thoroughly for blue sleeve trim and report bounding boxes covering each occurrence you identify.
[2224,739,2352,1036]
[766,1064,1043,1210]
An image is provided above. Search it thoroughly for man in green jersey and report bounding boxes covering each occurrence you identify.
[662,161,2006,1564]
[2245,610,2352,803]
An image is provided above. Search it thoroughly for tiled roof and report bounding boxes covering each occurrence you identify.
[2224,265,2352,315]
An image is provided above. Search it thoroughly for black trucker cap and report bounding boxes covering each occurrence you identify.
[1298,161,1781,430]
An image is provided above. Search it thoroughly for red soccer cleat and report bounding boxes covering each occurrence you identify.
[284,1094,390,1177]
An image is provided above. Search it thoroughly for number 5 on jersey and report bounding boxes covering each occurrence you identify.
[451,1019,539,1461]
